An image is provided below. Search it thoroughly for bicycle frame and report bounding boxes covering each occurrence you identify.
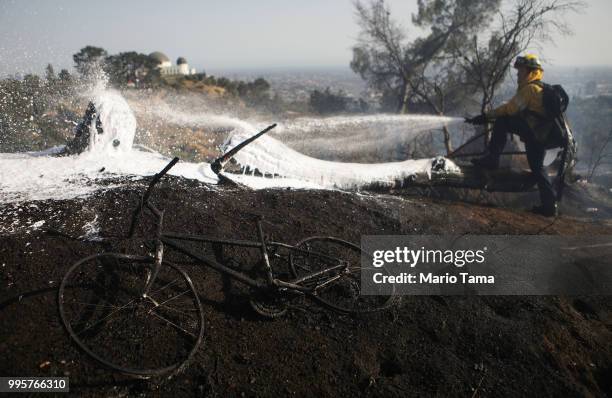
[160,236,346,293]
[57,151,396,378]
[128,157,349,298]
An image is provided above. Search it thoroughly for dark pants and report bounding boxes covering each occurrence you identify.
[488,116,556,209]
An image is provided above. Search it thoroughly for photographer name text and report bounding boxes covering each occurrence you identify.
[373,272,494,284]
[371,246,494,285]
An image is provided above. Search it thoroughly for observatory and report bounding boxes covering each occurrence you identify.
[149,51,196,76]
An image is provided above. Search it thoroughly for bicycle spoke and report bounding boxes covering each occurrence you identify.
[152,302,199,317]
[75,298,137,336]
[71,271,139,306]
[149,310,198,339]
[69,301,121,310]
[68,287,117,308]
[147,278,181,296]
[290,237,396,313]
[60,243,203,374]
[155,290,190,308]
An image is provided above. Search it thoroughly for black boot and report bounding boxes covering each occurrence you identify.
[531,203,558,217]
[471,154,499,170]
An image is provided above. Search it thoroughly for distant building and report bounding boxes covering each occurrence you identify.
[149,51,196,76]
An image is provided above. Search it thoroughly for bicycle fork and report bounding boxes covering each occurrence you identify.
[256,218,275,286]
[143,209,165,301]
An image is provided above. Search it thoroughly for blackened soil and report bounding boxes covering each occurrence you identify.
[1,178,611,397]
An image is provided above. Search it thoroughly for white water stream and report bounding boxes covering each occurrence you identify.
[0,85,462,204]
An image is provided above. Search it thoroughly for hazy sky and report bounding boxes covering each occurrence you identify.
[1,0,611,76]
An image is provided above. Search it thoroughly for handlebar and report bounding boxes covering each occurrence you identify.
[211,124,277,174]
[143,157,179,203]
[128,157,179,238]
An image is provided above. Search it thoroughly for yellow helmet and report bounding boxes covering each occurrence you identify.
[513,54,543,71]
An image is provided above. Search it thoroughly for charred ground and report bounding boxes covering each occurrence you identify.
[1,178,611,397]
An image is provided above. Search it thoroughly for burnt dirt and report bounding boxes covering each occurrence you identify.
[1,178,611,397]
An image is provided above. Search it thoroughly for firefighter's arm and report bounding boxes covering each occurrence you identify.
[486,87,530,118]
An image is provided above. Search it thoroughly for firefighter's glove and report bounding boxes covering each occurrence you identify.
[465,114,487,125]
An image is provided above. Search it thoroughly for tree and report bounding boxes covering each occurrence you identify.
[309,88,349,114]
[587,129,612,181]
[58,69,72,82]
[237,77,270,99]
[0,74,55,152]
[351,0,584,153]
[235,77,272,107]
[351,0,498,115]
[449,0,584,116]
[104,52,161,87]
[407,0,502,152]
[45,63,56,82]
[73,46,108,76]
[350,0,413,113]
[568,95,612,179]
[351,0,500,153]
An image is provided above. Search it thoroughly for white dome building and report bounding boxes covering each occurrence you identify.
[149,51,196,76]
[149,52,171,68]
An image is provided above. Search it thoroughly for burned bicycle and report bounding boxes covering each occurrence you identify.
[57,154,397,378]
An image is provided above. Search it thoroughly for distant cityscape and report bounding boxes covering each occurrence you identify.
[542,66,612,98]
[208,65,612,105]
[207,66,368,103]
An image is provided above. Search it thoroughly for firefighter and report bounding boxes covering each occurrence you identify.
[466,54,557,217]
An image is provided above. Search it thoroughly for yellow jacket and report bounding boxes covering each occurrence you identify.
[486,69,551,142]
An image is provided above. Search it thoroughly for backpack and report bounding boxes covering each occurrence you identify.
[542,83,570,118]
[527,81,570,148]
[530,81,576,200]
[532,81,570,119]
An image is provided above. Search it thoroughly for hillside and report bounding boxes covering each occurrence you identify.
[1,178,611,397]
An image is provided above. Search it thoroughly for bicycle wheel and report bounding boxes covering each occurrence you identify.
[58,253,204,377]
[289,237,397,314]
